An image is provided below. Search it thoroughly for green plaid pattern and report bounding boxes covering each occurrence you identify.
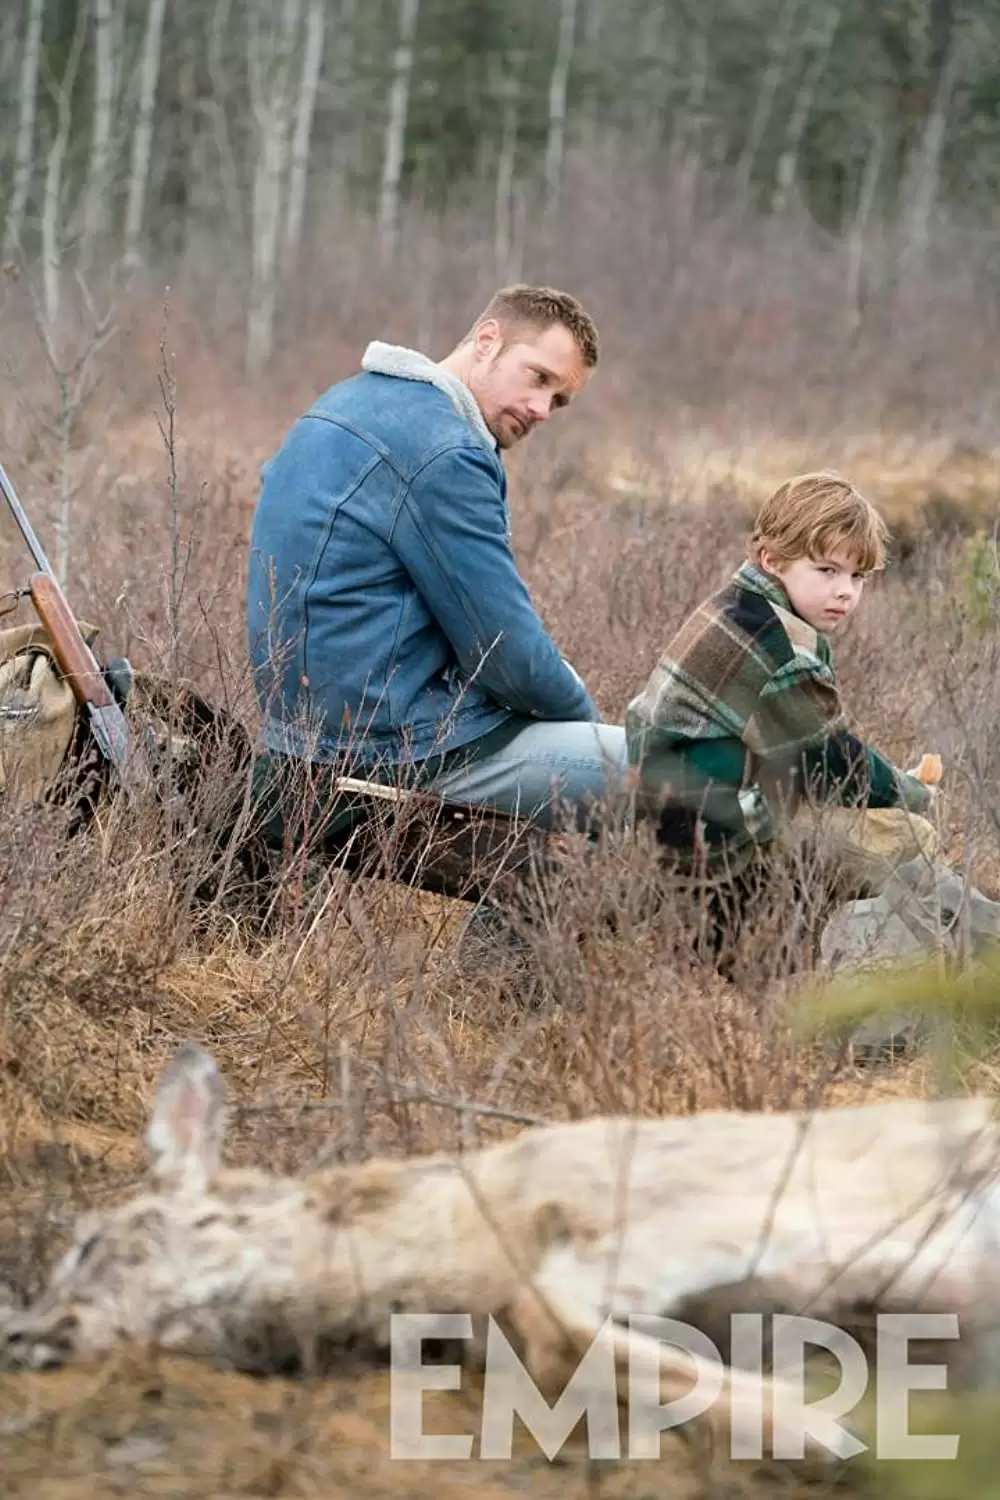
[625,561,929,869]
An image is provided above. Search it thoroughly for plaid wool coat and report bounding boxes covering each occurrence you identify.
[625,561,930,871]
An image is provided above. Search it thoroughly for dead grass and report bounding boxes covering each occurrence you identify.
[1,1354,746,1500]
[0,287,999,1499]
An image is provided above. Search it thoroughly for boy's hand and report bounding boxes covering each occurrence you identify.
[904,753,942,807]
[910,752,943,785]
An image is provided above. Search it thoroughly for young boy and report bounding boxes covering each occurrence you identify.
[625,471,937,894]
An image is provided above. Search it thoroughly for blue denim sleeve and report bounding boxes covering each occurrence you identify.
[391,444,600,722]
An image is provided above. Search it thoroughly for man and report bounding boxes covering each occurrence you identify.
[246,285,627,840]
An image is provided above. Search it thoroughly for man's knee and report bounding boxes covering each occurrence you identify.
[500,722,628,821]
[428,719,627,823]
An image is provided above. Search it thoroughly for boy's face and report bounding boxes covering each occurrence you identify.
[760,543,867,633]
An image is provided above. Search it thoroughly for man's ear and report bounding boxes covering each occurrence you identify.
[472,317,503,360]
[145,1043,227,1194]
[758,547,782,577]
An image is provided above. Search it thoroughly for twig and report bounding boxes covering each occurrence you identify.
[295,1087,549,1130]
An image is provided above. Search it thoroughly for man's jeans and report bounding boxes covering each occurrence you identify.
[423,716,629,831]
[249,716,628,850]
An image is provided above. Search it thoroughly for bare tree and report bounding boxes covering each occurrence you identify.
[17,7,120,587]
[493,57,523,278]
[378,0,421,262]
[150,0,202,265]
[733,0,801,204]
[327,0,360,189]
[40,9,87,332]
[246,0,303,377]
[845,123,884,331]
[30,281,119,587]
[544,0,579,225]
[4,0,46,263]
[203,0,245,245]
[283,0,326,274]
[772,0,844,213]
[81,0,119,269]
[673,8,710,233]
[900,0,961,272]
[123,0,170,269]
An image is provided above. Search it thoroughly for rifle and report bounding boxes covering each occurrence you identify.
[0,458,155,801]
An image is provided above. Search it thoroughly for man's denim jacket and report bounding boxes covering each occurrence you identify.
[246,346,598,765]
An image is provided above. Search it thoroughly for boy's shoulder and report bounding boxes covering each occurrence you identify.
[644,569,798,695]
[630,563,835,715]
[625,563,834,742]
[701,569,797,668]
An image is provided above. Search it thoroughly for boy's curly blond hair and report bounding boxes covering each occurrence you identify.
[749,471,889,574]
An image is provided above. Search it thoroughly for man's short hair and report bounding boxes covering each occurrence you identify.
[749,471,889,574]
[470,284,599,368]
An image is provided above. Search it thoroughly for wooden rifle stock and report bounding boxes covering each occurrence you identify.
[30,573,115,707]
[29,571,155,798]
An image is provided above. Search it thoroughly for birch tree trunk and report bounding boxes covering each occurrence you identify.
[900,27,961,272]
[846,125,883,332]
[123,0,169,269]
[378,0,420,263]
[575,0,604,161]
[674,13,709,234]
[245,0,303,378]
[81,0,117,269]
[771,0,843,213]
[4,0,46,261]
[329,0,360,187]
[205,0,245,243]
[41,12,87,333]
[155,0,201,262]
[283,0,326,275]
[31,9,110,590]
[544,0,578,226]
[493,63,521,279]
[733,0,801,204]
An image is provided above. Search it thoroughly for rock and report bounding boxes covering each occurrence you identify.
[812,861,1000,1066]
[817,887,957,1065]
[819,895,955,971]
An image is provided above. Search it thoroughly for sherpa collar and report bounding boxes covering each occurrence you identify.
[361,340,498,452]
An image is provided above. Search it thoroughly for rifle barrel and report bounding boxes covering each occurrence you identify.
[0,459,55,576]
